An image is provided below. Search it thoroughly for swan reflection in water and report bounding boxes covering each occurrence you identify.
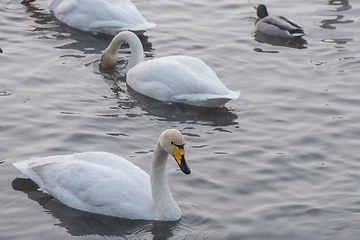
[127,86,239,126]
[96,71,239,127]
[12,178,178,239]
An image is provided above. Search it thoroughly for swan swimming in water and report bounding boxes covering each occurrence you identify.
[254,4,305,38]
[22,0,156,34]
[13,129,191,221]
[101,31,240,107]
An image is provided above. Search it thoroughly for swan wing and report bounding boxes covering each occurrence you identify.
[13,152,154,220]
[49,0,155,34]
[127,56,240,107]
[163,56,218,76]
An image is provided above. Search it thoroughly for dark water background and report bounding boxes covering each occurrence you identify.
[1,0,360,239]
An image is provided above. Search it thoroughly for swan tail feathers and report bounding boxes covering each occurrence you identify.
[13,157,49,194]
[225,90,241,100]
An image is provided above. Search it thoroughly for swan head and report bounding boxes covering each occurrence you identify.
[254,4,269,19]
[100,43,124,69]
[160,129,191,175]
[100,31,144,70]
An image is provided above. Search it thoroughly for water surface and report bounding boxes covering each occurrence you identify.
[1,0,360,239]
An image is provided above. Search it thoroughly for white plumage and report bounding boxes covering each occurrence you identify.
[101,31,240,107]
[13,129,191,221]
[25,0,156,34]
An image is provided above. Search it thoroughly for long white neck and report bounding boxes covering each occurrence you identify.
[150,142,181,221]
[105,31,144,72]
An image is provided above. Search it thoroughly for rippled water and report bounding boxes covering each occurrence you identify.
[1,0,360,239]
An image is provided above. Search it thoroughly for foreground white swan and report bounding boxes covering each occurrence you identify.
[13,129,191,221]
[101,31,240,107]
[23,0,156,34]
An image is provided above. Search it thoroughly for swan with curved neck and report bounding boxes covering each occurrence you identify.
[101,31,144,71]
[101,31,240,107]
[13,129,191,221]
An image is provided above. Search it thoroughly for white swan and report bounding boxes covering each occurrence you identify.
[100,31,240,107]
[22,0,156,34]
[13,129,191,221]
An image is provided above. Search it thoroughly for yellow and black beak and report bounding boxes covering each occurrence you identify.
[173,143,191,175]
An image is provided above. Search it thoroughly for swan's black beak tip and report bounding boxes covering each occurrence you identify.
[183,168,191,175]
[180,161,191,175]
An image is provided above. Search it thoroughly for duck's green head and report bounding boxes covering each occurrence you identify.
[254,4,269,19]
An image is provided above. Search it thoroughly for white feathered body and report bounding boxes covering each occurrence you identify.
[13,152,155,220]
[127,56,241,107]
[49,0,156,34]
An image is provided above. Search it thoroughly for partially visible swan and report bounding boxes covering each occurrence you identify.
[254,4,305,38]
[13,129,191,221]
[22,0,156,34]
[101,31,240,107]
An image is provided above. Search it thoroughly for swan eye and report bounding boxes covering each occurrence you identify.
[171,141,185,149]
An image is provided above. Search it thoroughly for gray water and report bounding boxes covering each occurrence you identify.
[1,0,360,239]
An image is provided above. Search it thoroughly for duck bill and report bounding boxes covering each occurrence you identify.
[173,144,191,175]
[22,0,35,3]
[254,5,258,10]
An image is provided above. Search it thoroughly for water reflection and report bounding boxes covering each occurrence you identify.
[322,38,353,44]
[319,0,353,29]
[97,71,239,126]
[254,31,307,49]
[126,87,239,126]
[328,0,351,11]
[12,178,178,239]
[319,15,353,30]
[0,91,11,96]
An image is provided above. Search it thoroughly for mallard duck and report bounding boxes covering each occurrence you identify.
[101,31,240,107]
[13,129,191,221]
[22,0,156,34]
[254,4,305,38]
